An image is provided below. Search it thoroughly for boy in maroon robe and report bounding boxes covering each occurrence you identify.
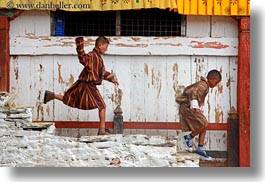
[44,36,119,135]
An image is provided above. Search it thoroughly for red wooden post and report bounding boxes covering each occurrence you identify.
[238,17,250,167]
[0,16,10,92]
[227,107,239,167]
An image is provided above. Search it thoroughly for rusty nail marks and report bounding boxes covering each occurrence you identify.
[157,79,162,98]
[151,68,155,86]
[195,58,204,81]
[150,68,162,98]
[218,84,223,94]
[173,85,185,99]
[46,105,50,116]
[66,74,74,86]
[39,36,51,41]
[62,41,74,46]
[84,38,95,45]
[13,57,19,81]
[111,94,115,103]
[190,41,229,49]
[14,67,19,80]
[131,37,141,42]
[144,64,148,76]
[173,63,185,101]
[57,63,64,84]
[36,102,42,121]
[207,99,211,121]
[36,90,44,121]
[39,64,43,82]
[215,108,224,123]
[226,77,231,87]
[173,64,178,75]
[154,43,183,47]
[115,43,148,48]
[219,66,223,74]
[37,90,41,101]
[26,35,38,39]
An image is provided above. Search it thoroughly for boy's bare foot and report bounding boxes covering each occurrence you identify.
[97,128,112,135]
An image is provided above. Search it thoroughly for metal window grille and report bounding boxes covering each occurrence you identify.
[53,9,185,37]
[120,9,183,36]
[54,11,116,36]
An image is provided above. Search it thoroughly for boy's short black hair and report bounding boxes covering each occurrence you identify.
[95,36,109,46]
[207,69,222,80]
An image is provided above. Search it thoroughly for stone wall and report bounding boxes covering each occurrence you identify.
[0,92,199,167]
[0,118,199,167]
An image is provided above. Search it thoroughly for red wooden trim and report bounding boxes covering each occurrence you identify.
[0,16,10,92]
[10,10,24,20]
[46,121,227,130]
[238,17,250,167]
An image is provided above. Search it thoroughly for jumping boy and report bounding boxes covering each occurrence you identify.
[43,36,119,135]
[176,70,222,160]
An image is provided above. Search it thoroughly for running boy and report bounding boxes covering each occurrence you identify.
[176,70,222,160]
[44,36,119,135]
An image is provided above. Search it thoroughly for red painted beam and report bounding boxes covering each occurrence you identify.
[238,17,250,167]
[0,16,10,92]
[48,121,227,130]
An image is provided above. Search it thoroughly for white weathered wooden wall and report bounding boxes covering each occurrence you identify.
[9,54,237,123]
[9,11,238,149]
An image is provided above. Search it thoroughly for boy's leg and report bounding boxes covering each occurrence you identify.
[44,90,63,104]
[190,122,208,137]
[198,128,206,146]
[99,108,106,129]
[98,108,111,135]
[184,122,208,152]
[195,129,212,160]
[54,93,63,101]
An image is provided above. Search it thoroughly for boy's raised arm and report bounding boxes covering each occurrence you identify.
[75,37,92,70]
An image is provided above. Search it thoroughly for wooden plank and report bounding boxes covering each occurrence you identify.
[229,57,238,109]
[38,55,57,121]
[52,121,228,130]
[144,56,167,135]
[211,16,238,38]
[205,131,227,151]
[30,56,46,121]
[53,56,79,121]
[9,11,50,36]
[186,16,210,37]
[207,56,231,124]
[190,56,208,118]
[9,56,21,107]
[166,56,191,136]
[114,56,131,121]
[130,56,145,134]
[238,17,250,167]
[101,55,116,121]
[10,36,239,56]
[206,56,218,123]
[216,57,231,123]
[9,56,32,108]
[9,56,17,106]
